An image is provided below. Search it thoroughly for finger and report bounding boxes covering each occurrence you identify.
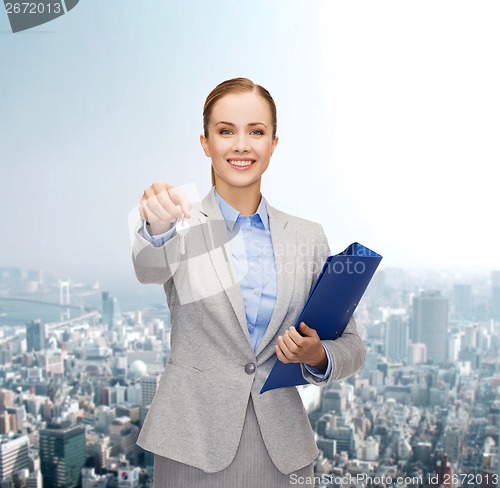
[151,180,171,194]
[281,332,300,356]
[299,321,319,339]
[278,334,297,361]
[146,184,185,221]
[140,199,153,223]
[168,187,192,219]
[288,326,305,346]
[154,188,185,220]
[275,343,289,364]
[142,199,165,223]
[144,187,178,222]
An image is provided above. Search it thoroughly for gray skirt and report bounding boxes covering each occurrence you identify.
[153,395,315,487]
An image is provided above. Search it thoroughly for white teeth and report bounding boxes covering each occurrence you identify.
[228,160,254,167]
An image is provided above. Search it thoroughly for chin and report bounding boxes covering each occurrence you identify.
[218,174,262,188]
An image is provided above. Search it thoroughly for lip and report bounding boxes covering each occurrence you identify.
[226,159,256,171]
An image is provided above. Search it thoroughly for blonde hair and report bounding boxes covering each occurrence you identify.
[202,77,278,187]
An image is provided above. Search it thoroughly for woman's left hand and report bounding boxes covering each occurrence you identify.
[274,322,328,372]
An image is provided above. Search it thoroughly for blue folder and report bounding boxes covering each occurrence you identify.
[260,242,382,394]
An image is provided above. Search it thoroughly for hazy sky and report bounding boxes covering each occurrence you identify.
[1,1,499,295]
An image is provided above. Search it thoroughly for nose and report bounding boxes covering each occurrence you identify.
[232,134,250,152]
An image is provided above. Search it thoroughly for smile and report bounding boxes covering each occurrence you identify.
[227,159,255,168]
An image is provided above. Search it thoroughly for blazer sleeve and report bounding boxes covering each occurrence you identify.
[131,218,183,285]
[300,223,366,387]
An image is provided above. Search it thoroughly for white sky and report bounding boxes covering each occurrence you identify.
[1,1,499,291]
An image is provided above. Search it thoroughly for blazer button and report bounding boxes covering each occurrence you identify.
[245,363,256,374]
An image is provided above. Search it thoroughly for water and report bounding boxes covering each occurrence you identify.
[0,283,169,327]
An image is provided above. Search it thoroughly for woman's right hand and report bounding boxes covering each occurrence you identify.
[139,181,192,236]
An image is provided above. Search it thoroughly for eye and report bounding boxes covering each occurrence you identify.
[219,128,233,135]
[251,129,264,135]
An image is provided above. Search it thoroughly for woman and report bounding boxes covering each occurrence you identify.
[132,77,366,487]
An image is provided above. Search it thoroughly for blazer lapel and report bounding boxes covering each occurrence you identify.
[198,189,253,350]
[254,198,297,356]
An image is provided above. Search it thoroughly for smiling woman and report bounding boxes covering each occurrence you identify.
[132,77,366,487]
[200,89,279,216]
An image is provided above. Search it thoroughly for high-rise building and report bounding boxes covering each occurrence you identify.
[491,271,500,321]
[327,426,355,457]
[359,436,379,461]
[26,320,47,352]
[322,384,345,415]
[39,422,86,488]
[453,284,472,318]
[86,434,112,472]
[316,413,336,437]
[384,314,409,362]
[102,291,122,331]
[25,470,43,488]
[109,417,139,461]
[6,406,25,432]
[95,406,116,433]
[463,325,479,349]
[0,389,14,410]
[126,383,142,405]
[443,425,462,463]
[361,351,379,374]
[408,342,427,366]
[140,375,160,408]
[412,291,449,364]
[413,441,432,464]
[317,438,336,459]
[0,434,30,482]
[448,333,461,363]
[37,350,65,375]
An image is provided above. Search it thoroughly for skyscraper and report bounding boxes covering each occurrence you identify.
[0,434,30,482]
[140,375,160,408]
[412,290,449,365]
[39,422,86,488]
[453,284,472,318]
[26,320,47,352]
[443,425,462,463]
[491,271,500,321]
[384,314,409,362]
[102,291,122,331]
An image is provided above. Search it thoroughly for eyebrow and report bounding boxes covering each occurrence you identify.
[215,121,268,128]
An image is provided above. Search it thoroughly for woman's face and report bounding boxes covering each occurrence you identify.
[200,91,278,190]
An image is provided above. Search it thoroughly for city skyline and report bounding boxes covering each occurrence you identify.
[1,249,499,487]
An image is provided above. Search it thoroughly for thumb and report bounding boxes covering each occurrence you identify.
[299,321,317,337]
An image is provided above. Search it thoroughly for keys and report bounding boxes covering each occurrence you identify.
[176,215,190,255]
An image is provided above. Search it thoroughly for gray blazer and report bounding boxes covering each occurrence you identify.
[132,187,366,474]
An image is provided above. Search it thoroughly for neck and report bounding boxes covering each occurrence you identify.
[215,178,262,216]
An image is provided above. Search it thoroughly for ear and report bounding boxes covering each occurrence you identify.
[200,134,211,157]
[270,135,279,156]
